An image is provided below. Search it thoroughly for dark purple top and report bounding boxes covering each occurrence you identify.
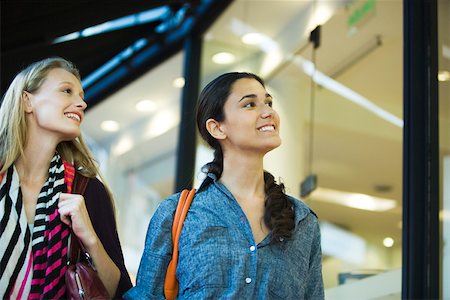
[83,177,132,299]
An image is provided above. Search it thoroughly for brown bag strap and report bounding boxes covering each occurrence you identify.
[68,173,90,265]
[164,189,196,300]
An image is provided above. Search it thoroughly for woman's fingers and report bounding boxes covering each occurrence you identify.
[58,193,97,247]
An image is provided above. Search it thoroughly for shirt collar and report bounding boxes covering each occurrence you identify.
[203,172,313,225]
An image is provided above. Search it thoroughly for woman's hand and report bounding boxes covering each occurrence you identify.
[58,192,120,297]
[58,193,97,249]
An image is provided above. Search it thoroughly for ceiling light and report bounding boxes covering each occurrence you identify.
[113,136,133,156]
[383,237,394,248]
[438,70,450,82]
[241,32,265,45]
[212,52,235,64]
[294,56,404,128]
[311,187,397,211]
[173,77,185,88]
[136,99,157,112]
[346,193,394,211]
[145,109,180,138]
[101,120,120,132]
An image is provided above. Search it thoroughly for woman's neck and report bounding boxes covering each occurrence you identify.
[220,151,266,203]
[15,136,58,184]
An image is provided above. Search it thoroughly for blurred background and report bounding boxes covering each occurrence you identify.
[1,0,449,298]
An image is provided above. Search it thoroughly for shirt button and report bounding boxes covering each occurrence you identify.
[249,245,256,252]
[245,277,252,284]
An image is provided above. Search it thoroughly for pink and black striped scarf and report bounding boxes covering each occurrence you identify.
[0,153,75,299]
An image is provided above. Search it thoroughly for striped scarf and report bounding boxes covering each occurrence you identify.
[0,153,75,299]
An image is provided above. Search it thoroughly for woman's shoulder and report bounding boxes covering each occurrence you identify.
[151,191,183,221]
[83,176,108,198]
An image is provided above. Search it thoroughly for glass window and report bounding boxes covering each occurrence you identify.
[200,0,403,297]
[83,52,185,282]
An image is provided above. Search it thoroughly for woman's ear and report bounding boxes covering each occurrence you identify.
[206,118,226,140]
[22,91,33,113]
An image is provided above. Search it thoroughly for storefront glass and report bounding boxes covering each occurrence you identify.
[199,0,403,297]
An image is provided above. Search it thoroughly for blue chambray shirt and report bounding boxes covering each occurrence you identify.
[125,174,324,299]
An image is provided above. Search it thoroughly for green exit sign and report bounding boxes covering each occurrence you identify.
[348,0,376,28]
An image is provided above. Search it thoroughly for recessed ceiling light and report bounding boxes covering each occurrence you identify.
[383,237,394,248]
[101,120,120,132]
[212,52,235,64]
[173,77,185,88]
[241,32,265,45]
[311,187,397,211]
[136,99,157,112]
[438,70,450,82]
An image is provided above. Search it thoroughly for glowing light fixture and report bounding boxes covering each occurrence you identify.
[173,77,185,88]
[145,109,179,138]
[241,32,265,45]
[383,237,394,248]
[136,100,157,112]
[294,56,404,128]
[113,136,133,156]
[53,6,170,44]
[438,70,450,82]
[212,52,235,64]
[101,120,120,132]
[311,187,397,212]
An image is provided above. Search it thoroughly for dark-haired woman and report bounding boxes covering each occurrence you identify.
[125,72,324,299]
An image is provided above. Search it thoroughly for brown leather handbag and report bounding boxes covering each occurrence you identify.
[164,189,196,300]
[65,174,110,300]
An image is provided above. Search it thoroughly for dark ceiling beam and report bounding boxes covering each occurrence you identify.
[83,0,233,109]
[1,1,170,50]
[0,1,190,95]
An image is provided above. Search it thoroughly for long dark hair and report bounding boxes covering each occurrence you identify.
[196,72,295,242]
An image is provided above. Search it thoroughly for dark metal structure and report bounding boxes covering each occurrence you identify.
[1,1,232,109]
[402,0,439,298]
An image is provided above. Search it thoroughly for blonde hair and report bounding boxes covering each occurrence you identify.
[0,57,113,203]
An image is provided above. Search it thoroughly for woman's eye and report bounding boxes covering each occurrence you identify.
[243,102,255,108]
[266,100,273,107]
[63,88,72,94]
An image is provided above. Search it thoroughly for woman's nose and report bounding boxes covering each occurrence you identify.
[260,106,274,118]
[76,98,88,110]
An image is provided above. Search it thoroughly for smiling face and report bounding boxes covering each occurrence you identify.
[24,68,87,142]
[215,77,281,155]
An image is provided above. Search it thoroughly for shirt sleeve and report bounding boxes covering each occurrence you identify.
[83,177,133,299]
[306,215,325,300]
[124,194,179,300]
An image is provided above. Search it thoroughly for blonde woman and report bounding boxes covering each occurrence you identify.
[0,57,132,299]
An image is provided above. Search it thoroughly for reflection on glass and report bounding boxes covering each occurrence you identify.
[200,0,403,297]
[438,0,450,298]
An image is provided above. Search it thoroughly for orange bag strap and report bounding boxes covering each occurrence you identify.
[164,189,196,300]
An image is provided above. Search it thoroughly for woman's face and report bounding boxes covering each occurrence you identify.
[25,68,86,141]
[218,77,281,154]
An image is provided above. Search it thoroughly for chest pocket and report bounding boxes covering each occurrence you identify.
[178,225,231,295]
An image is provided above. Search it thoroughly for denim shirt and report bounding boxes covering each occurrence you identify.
[125,175,324,300]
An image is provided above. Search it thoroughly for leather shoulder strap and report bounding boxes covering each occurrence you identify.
[72,172,90,195]
[68,172,90,264]
[164,189,196,300]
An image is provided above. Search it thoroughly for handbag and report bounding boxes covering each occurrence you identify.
[65,174,110,300]
[164,189,196,300]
